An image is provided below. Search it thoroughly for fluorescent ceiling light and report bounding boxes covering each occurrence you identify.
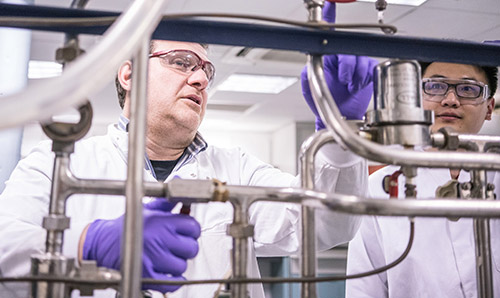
[357,0,427,6]
[28,60,62,79]
[217,74,298,94]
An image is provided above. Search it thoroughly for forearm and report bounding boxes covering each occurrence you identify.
[78,223,91,263]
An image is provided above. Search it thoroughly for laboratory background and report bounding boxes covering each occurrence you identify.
[1,0,500,297]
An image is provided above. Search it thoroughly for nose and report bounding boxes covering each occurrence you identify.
[187,68,209,90]
[440,89,461,107]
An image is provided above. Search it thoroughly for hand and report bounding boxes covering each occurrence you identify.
[301,1,377,130]
[83,199,201,293]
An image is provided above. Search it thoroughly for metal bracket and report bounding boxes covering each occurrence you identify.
[41,101,93,153]
[227,223,255,238]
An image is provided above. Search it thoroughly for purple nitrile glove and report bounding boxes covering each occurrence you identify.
[83,199,201,293]
[301,1,378,130]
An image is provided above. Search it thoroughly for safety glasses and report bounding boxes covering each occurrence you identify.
[149,49,216,87]
[422,78,489,105]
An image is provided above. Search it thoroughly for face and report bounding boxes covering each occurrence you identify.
[422,62,494,134]
[120,40,211,142]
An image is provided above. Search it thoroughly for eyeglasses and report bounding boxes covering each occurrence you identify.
[422,78,489,105]
[149,49,216,87]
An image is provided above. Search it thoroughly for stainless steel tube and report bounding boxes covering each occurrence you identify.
[307,55,500,170]
[0,0,169,129]
[474,218,494,298]
[160,180,500,219]
[300,3,323,295]
[230,201,250,298]
[31,151,74,298]
[120,36,150,298]
[300,207,316,298]
[46,152,71,255]
[299,130,334,298]
[471,170,494,298]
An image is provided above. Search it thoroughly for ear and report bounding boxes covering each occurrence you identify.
[117,61,132,92]
[485,97,495,121]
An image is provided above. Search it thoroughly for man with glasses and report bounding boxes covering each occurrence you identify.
[0,37,374,298]
[344,61,499,297]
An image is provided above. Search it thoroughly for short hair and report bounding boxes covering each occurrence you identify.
[115,41,209,109]
[419,61,498,98]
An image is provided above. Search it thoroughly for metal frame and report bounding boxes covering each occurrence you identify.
[0,2,500,298]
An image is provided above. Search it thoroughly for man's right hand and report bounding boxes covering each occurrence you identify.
[82,199,201,293]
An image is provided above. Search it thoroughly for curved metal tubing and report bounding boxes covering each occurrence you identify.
[0,0,169,130]
[298,129,335,298]
[307,55,500,170]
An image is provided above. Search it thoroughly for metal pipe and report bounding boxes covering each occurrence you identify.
[298,130,334,298]
[46,152,70,255]
[120,36,150,298]
[31,150,74,298]
[222,185,500,219]
[230,201,250,298]
[0,0,170,130]
[471,170,494,298]
[307,55,500,170]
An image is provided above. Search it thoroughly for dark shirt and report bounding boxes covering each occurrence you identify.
[150,159,179,182]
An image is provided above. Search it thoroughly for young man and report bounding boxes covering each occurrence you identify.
[0,34,374,297]
[345,61,499,298]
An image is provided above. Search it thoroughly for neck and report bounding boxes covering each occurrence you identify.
[450,169,460,180]
[145,130,195,161]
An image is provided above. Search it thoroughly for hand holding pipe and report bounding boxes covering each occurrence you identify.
[301,1,378,130]
[307,55,500,170]
[82,199,201,294]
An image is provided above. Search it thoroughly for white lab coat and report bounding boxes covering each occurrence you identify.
[346,165,500,298]
[0,123,366,298]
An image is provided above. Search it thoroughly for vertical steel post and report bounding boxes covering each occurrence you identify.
[301,3,324,296]
[120,36,150,298]
[298,130,334,298]
[471,170,494,298]
[231,203,249,298]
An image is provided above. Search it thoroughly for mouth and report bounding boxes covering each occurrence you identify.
[184,95,201,106]
[436,113,462,121]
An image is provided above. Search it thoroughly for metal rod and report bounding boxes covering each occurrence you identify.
[299,130,335,298]
[307,54,500,171]
[120,36,150,298]
[32,151,74,298]
[230,200,250,298]
[222,185,500,219]
[46,152,70,255]
[471,170,494,298]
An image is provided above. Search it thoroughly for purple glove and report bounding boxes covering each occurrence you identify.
[301,2,377,130]
[83,199,201,293]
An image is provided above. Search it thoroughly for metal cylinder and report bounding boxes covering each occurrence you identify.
[30,254,74,298]
[366,60,433,146]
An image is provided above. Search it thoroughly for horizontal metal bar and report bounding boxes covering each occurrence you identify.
[1,3,499,66]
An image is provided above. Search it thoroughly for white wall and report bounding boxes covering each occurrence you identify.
[270,122,297,175]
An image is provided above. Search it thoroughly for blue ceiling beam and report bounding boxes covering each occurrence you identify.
[1,3,499,66]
